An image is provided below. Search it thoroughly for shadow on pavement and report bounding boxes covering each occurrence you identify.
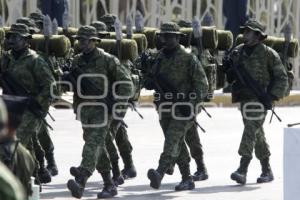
[191,183,260,194]
[41,181,261,199]
[40,181,102,199]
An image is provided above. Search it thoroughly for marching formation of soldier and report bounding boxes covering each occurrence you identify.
[0,9,293,200]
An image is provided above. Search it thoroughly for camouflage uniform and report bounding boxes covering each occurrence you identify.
[0,95,36,196]
[0,139,35,196]
[0,99,25,200]
[176,20,210,181]
[0,24,55,181]
[72,47,131,175]
[91,19,137,180]
[0,162,25,200]
[66,26,132,199]
[17,16,59,178]
[144,22,208,190]
[225,20,288,184]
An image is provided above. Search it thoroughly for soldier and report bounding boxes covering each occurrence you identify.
[224,19,288,185]
[16,16,59,179]
[16,17,40,34]
[175,19,210,181]
[0,23,55,185]
[98,14,137,180]
[65,25,132,199]
[143,22,208,191]
[28,12,44,30]
[0,95,35,197]
[0,98,26,200]
[90,20,125,186]
[99,14,117,32]
[90,21,110,38]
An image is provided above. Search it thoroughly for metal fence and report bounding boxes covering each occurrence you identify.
[1,0,300,88]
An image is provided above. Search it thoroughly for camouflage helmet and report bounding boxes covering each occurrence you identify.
[28,12,44,23]
[99,14,117,31]
[90,21,107,32]
[90,21,110,38]
[240,19,267,39]
[6,23,32,39]
[177,19,192,28]
[157,22,184,35]
[16,17,40,33]
[73,25,100,41]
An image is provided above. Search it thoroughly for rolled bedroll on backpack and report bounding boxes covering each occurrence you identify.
[236,34,299,58]
[180,27,218,49]
[121,26,158,49]
[57,27,78,35]
[108,32,148,54]
[3,26,10,34]
[74,39,138,61]
[216,30,233,51]
[30,34,71,57]
[143,27,159,49]
[57,27,78,46]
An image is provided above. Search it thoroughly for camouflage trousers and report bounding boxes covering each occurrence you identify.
[157,116,193,175]
[38,124,54,159]
[16,111,43,170]
[33,123,55,168]
[106,121,133,166]
[238,102,271,160]
[185,123,204,161]
[78,106,112,174]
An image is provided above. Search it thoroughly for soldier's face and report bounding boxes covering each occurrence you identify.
[160,34,180,49]
[243,28,260,46]
[7,34,27,51]
[78,38,96,54]
[155,35,165,50]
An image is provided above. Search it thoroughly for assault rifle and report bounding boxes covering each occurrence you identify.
[223,50,281,122]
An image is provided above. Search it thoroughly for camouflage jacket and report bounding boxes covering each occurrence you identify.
[0,48,55,113]
[229,43,288,102]
[0,161,25,200]
[146,45,208,106]
[71,48,133,111]
[0,139,35,197]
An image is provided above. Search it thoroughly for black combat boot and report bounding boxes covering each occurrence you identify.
[67,167,91,199]
[231,156,251,185]
[35,148,51,184]
[38,167,52,184]
[97,172,118,198]
[70,166,82,179]
[165,166,174,175]
[175,163,195,191]
[147,168,164,189]
[46,153,58,176]
[120,152,137,179]
[193,158,209,181]
[165,161,175,175]
[111,161,124,186]
[175,176,195,191]
[257,157,274,183]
